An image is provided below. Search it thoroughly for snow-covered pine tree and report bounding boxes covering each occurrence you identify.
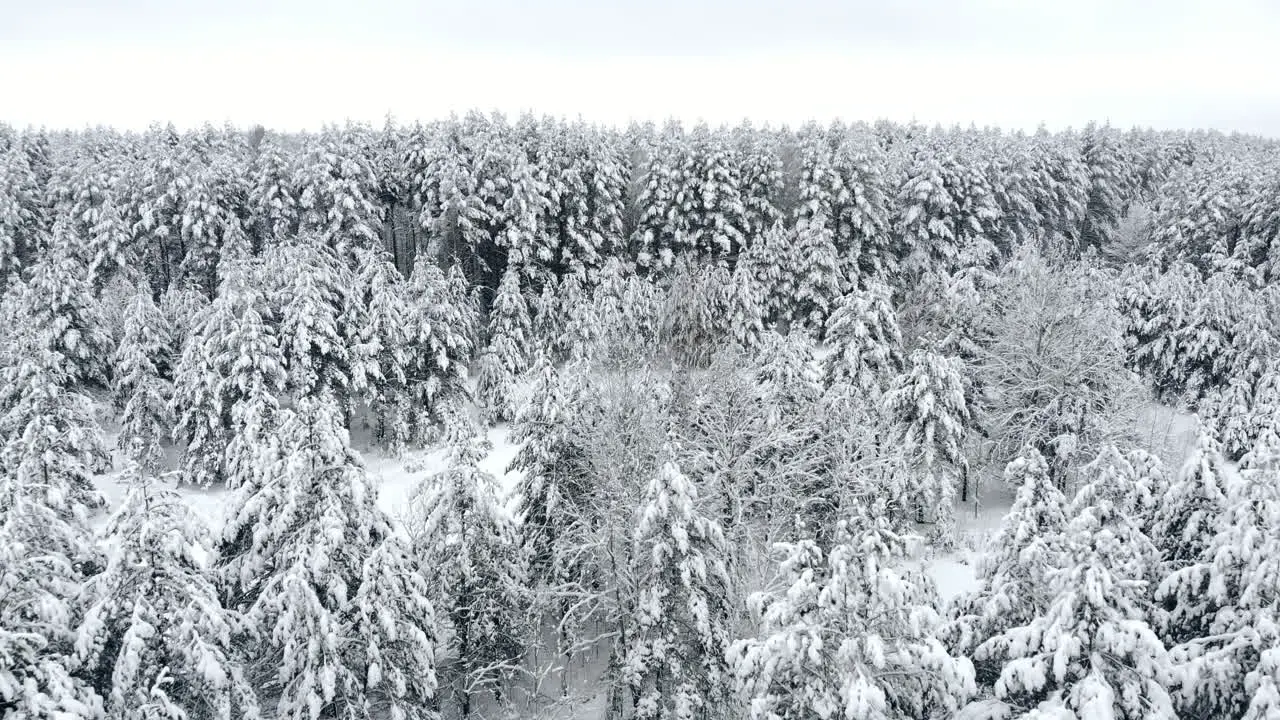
[826,129,896,284]
[753,329,823,424]
[896,152,960,283]
[219,394,441,720]
[1150,431,1233,581]
[1079,123,1135,252]
[507,353,607,689]
[787,213,845,335]
[263,239,356,403]
[968,444,1174,720]
[0,143,48,283]
[408,439,529,718]
[347,248,414,451]
[76,466,258,720]
[475,263,532,424]
[0,341,108,512]
[658,257,736,367]
[822,281,904,398]
[171,269,286,488]
[631,120,689,270]
[246,132,299,250]
[623,455,734,720]
[1157,431,1280,720]
[733,123,783,250]
[295,125,383,261]
[945,447,1067,684]
[883,348,970,538]
[730,516,975,720]
[401,260,476,444]
[736,220,795,327]
[112,289,174,471]
[0,462,102,720]
[15,233,113,389]
[682,124,748,264]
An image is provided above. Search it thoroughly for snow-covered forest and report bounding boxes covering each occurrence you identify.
[2,116,1279,720]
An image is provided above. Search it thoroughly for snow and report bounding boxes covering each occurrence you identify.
[92,420,527,535]
[928,555,982,604]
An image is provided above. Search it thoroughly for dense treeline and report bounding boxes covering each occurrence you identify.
[2,115,1280,720]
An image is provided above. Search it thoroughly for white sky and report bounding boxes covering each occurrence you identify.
[3,0,1279,135]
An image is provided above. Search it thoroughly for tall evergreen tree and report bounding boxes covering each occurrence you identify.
[219,396,441,720]
[731,517,976,720]
[476,263,532,424]
[822,281,904,398]
[171,270,285,488]
[883,348,970,537]
[76,467,258,720]
[623,456,734,720]
[409,439,529,718]
[945,447,1068,684]
[112,289,174,471]
[969,445,1173,719]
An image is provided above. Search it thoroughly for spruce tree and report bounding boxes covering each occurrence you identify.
[945,447,1067,684]
[401,261,476,444]
[822,281,904,398]
[263,240,355,403]
[1158,432,1280,720]
[0,468,102,720]
[171,270,286,488]
[883,348,970,537]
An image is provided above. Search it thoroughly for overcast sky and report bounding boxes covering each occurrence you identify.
[3,0,1278,135]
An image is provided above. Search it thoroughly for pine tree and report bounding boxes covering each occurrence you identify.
[0,342,108,512]
[247,133,299,250]
[263,240,355,402]
[76,467,258,720]
[347,249,413,451]
[787,215,845,334]
[15,237,113,389]
[409,439,529,718]
[733,124,783,248]
[1158,432,1280,720]
[509,355,589,558]
[731,517,976,720]
[112,289,174,471]
[1079,123,1134,251]
[0,145,49,283]
[883,348,970,537]
[476,263,532,424]
[295,126,383,260]
[945,447,1067,684]
[682,124,748,264]
[0,468,102,720]
[219,395,441,720]
[171,271,286,488]
[1150,432,1233,579]
[401,261,476,444]
[623,456,734,720]
[969,446,1174,719]
[822,281,904,398]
